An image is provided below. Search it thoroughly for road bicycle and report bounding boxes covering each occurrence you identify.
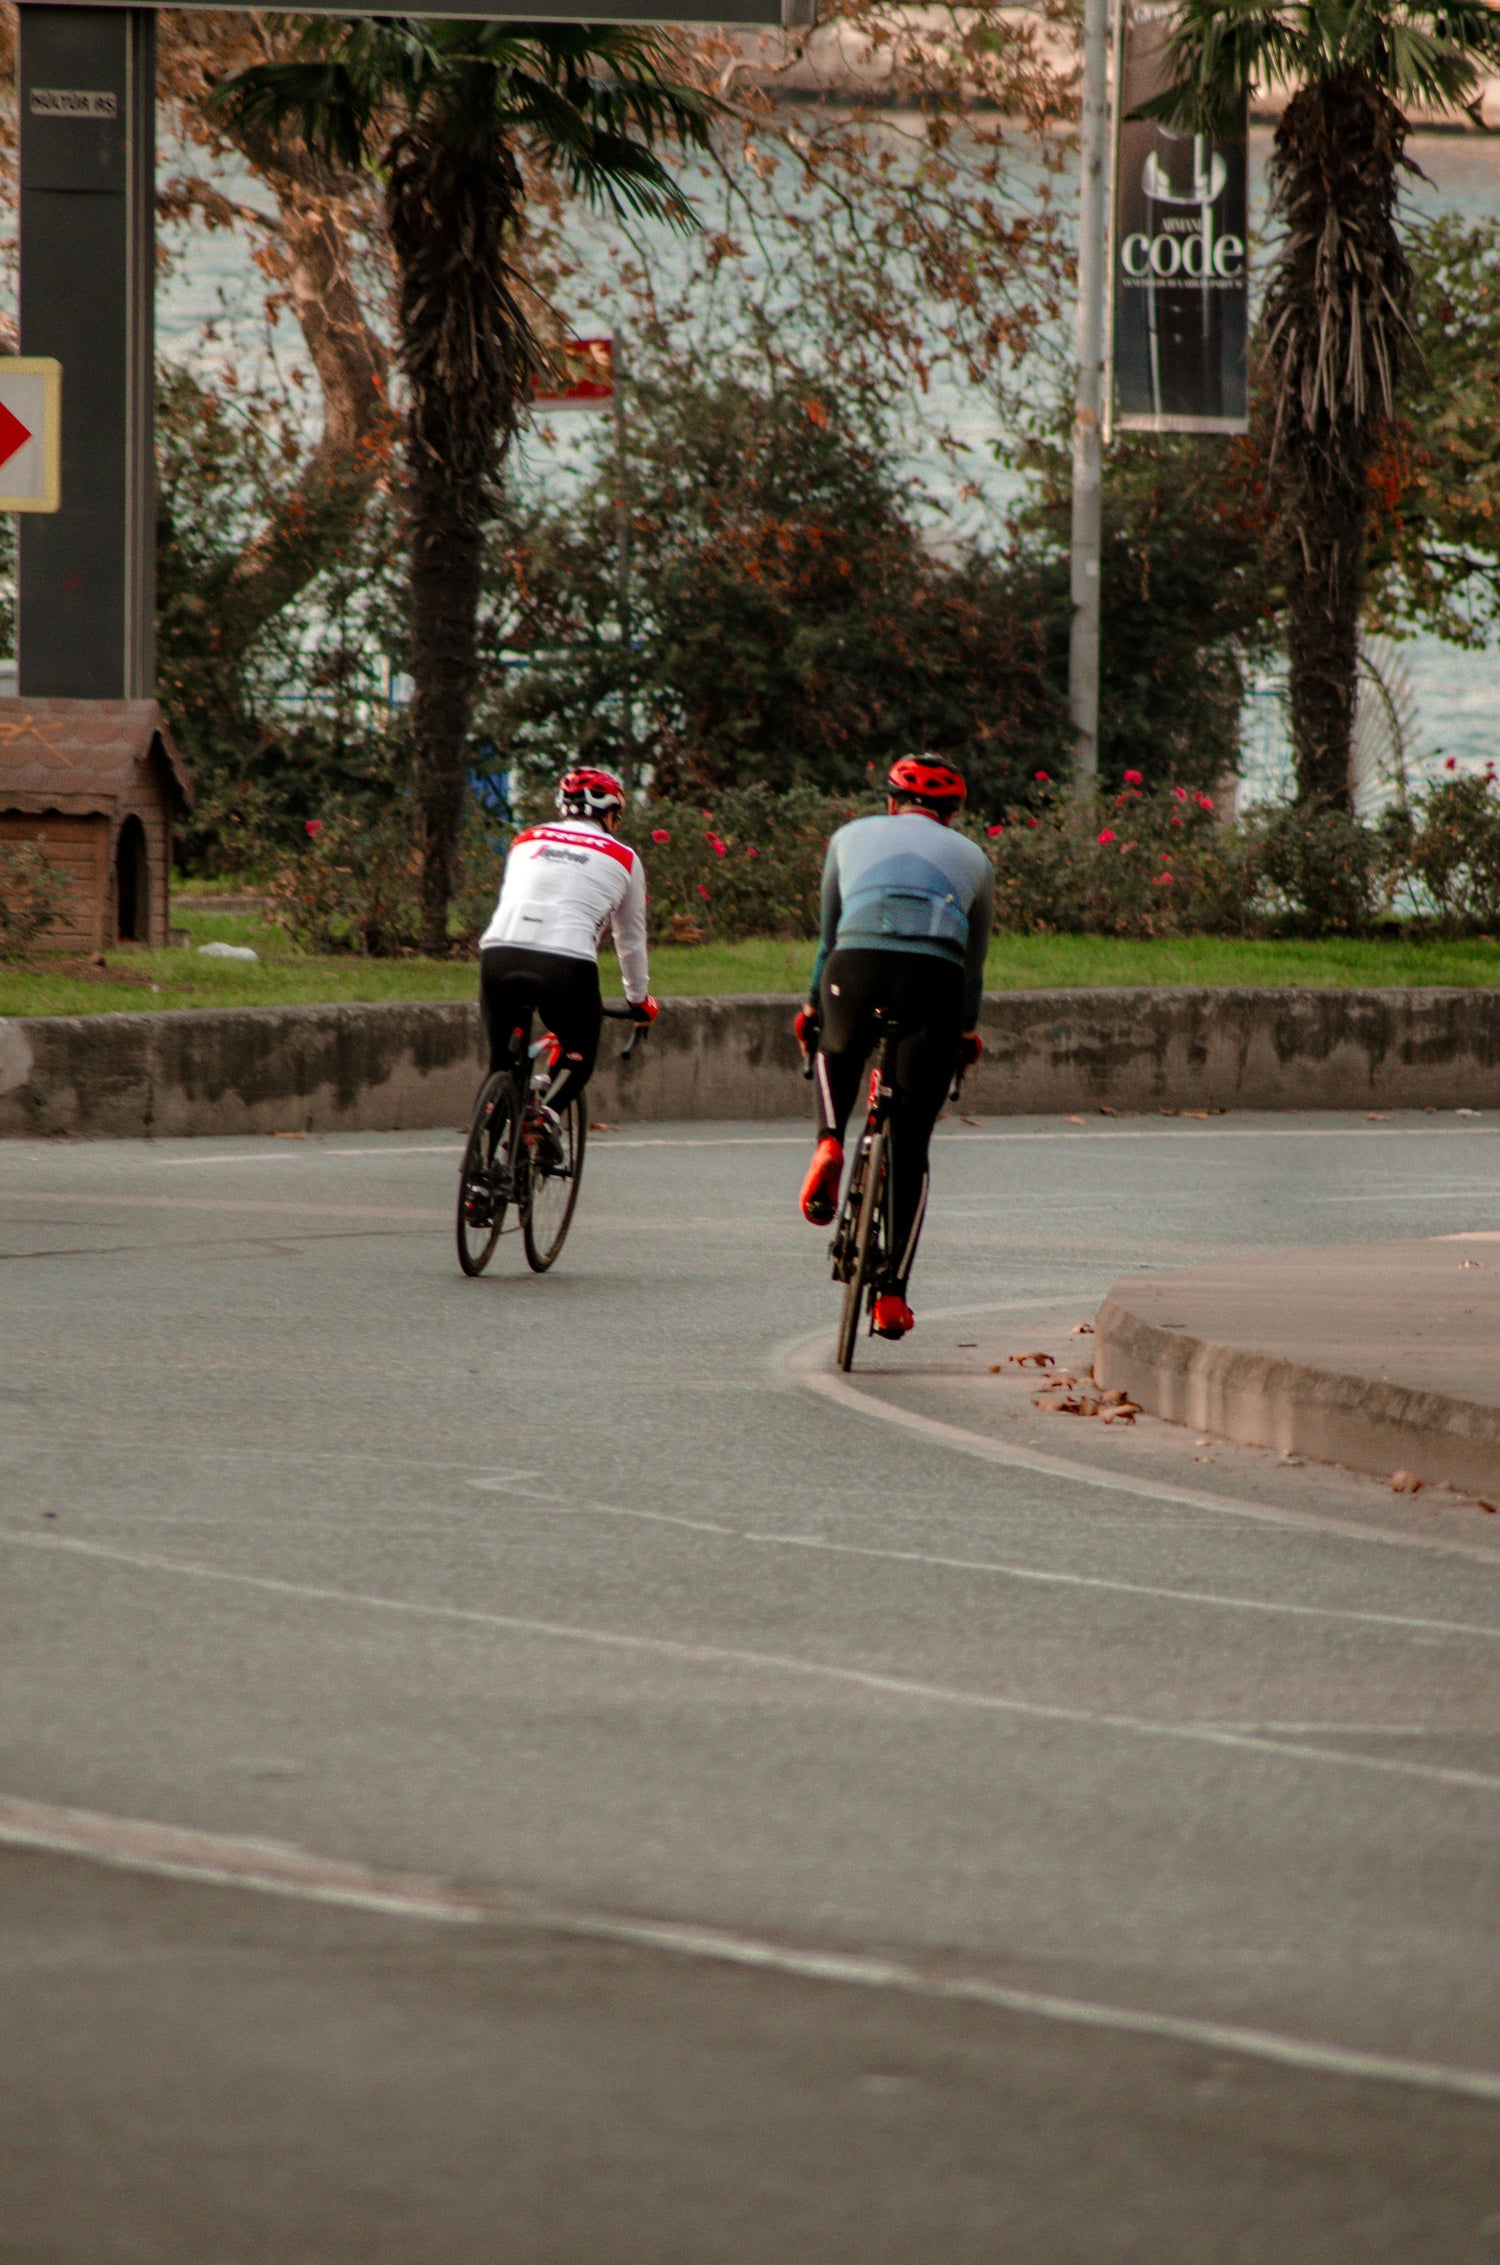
[817,1008,965,1372]
[456,1000,648,1279]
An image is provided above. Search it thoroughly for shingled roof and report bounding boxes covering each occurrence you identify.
[0,699,192,819]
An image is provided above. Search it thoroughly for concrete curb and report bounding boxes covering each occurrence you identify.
[2,983,1499,1139]
[1094,1243,1500,1497]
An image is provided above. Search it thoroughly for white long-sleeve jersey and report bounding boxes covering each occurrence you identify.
[478,817,650,1002]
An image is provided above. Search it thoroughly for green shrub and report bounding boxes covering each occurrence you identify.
[986,778,1251,937]
[0,842,70,956]
[620,786,875,944]
[265,799,503,956]
[1401,773,1500,930]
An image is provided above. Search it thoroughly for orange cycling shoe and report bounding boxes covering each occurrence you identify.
[872,1292,915,1339]
[800,1137,844,1225]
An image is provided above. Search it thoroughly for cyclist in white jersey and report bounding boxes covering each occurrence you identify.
[477,768,656,1151]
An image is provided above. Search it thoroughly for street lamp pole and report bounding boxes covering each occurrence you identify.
[1069,0,1111,792]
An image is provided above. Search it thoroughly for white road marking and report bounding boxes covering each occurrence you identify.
[3,1790,1498,2106]
[1,1525,1497,1798]
[783,1324,1500,1568]
[0,1189,444,1222]
[735,1531,1500,1643]
[155,1145,461,1168]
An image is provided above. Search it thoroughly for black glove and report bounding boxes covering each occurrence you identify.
[628,995,659,1026]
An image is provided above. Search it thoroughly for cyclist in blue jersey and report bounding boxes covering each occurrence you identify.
[795,756,994,1339]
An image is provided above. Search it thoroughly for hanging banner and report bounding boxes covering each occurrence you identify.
[1108,0,1248,434]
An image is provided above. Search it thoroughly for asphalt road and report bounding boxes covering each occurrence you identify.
[3,1108,1500,2263]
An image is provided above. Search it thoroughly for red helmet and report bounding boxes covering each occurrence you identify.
[557,767,625,820]
[887,755,967,809]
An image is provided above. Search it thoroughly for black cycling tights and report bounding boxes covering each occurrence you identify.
[480,945,602,1113]
[815,947,965,1296]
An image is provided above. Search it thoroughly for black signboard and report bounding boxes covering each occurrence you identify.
[1108,0,1248,434]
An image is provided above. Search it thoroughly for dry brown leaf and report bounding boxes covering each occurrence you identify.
[1365,1112,1389,1122]
[1391,1469,1423,1495]
[1070,1322,1095,1336]
[1459,1259,1485,1270]
[1010,1351,1055,1368]
[1064,1114,1086,1125]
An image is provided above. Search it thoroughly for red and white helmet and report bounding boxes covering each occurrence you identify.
[557,766,626,820]
[887,755,967,809]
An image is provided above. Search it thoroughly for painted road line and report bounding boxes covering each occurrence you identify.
[783,1324,1500,1569]
[1,1525,1498,1798]
[2,1790,1499,2108]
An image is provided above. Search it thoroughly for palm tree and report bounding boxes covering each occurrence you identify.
[218,19,715,950]
[1145,0,1500,806]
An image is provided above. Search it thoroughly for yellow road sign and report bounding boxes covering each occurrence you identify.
[0,359,61,511]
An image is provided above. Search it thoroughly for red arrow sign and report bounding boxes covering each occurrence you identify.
[0,400,33,472]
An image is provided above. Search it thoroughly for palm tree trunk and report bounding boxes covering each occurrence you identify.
[1266,73,1410,809]
[387,124,538,955]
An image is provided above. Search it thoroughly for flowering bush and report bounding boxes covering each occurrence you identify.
[619,785,876,943]
[265,798,503,956]
[1398,775,1500,930]
[0,841,70,956]
[985,781,1250,937]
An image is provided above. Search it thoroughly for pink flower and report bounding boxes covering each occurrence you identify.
[1027,817,1040,829]
[986,823,1004,837]
[1123,769,1142,786]
[1097,829,1117,845]
[745,844,759,858]
[651,828,672,845]
[1170,815,1183,828]
[1195,792,1214,810]
[697,884,710,901]
[1171,786,1188,803]
[305,818,324,838]
[1445,756,1458,771]
[1034,770,1050,784]
[1155,872,1173,887]
[711,840,728,858]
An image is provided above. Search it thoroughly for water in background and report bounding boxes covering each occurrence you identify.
[153,123,1497,784]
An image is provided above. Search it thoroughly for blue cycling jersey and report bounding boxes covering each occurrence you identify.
[809,811,995,1027]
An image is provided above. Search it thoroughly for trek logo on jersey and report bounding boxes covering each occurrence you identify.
[516,824,635,873]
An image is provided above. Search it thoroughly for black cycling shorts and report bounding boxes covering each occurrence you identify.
[479,945,602,1111]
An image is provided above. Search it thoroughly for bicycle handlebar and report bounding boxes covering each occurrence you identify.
[602,999,654,1061]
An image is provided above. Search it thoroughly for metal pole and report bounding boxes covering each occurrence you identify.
[1068,0,1110,792]
[612,330,635,796]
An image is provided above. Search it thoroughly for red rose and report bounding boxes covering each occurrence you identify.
[1097,829,1116,845]
[1123,769,1142,786]
[305,818,324,838]
[651,828,671,845]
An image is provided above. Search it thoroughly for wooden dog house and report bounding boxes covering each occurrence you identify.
[0,700,192,952]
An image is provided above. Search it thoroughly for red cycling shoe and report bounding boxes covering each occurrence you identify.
[800,1137,844,1225]
[872,1292,915,1339]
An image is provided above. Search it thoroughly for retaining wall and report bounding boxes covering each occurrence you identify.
[2,985,1498,1139]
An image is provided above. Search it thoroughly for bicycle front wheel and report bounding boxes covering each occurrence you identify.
[456,1074,518,1277]
[523,1096,587,1272]
[836,1127,887,1372]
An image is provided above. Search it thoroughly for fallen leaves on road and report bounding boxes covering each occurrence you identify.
[1009,1351,1056,1368]
[1391,1469,1423,1494]
[1071,1321,1095,1336]
[1032,1380,1140,1424]
[1460,1259,1486,1270]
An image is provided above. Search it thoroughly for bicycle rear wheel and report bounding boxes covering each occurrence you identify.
[456,1074,518,1277]
[522,1096,587,1272]
[836,1126,887,1372]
